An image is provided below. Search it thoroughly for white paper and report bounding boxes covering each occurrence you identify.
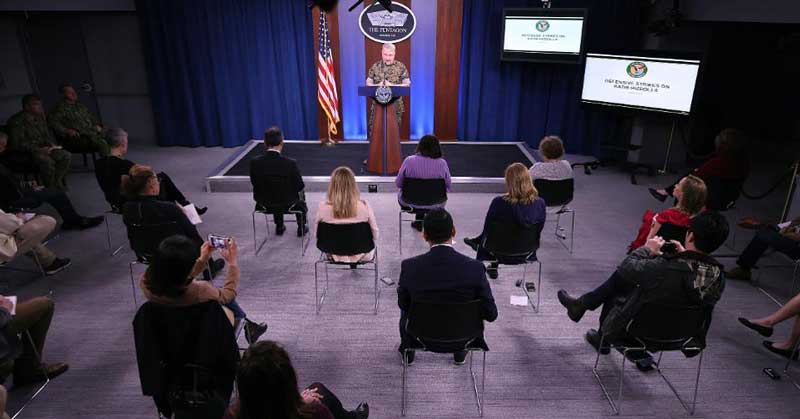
[778,221,791,229]
[180,203,203,225]
[510,295,529,306]
[7,295,17,315]
[22,213,36,222]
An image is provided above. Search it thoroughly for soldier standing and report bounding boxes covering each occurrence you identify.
[366,42,410,138]
[7,95,71,190]
[49,84,110,156]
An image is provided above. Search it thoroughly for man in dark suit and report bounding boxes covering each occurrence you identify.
[249,126,308,236]
[397,209,498,365]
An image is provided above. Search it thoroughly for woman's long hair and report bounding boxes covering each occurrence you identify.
[327,167,360,219]
[676,175,707,216]
[121,164,156,198]
[143,235,196,298]
[504,163,538,205]
[236,341,315,419]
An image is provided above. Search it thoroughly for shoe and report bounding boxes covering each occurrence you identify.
[79,216,104,230]
[726,266,751,281]
[354,402,369,419]
[486,263,498,279]
[585,329,610,355]
[737,217,763,230]
[557,290,586,323]
[762,340,800,360]
[14,362,69,388]
[275,224,286,235]
[297,224,309,237]
[464,237,479,251]
[44,258,71,275]
[349,263,358,270]
[648,188,668,203]
[244,320,268,344]
[196,206,208,216]
[453,351,468,365]
[633,354,656,372]
[400,350,415,366]
[738,317,773,337]
[411,221,423,232]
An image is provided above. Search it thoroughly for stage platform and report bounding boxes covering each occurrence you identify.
[206,140,537,193]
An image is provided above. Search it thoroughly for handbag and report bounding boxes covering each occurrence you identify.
[167,365,227,419]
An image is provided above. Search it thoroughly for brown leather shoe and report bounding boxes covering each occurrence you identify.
[737,217,763,230]
[14,362,69,388]
[725,266,752,281]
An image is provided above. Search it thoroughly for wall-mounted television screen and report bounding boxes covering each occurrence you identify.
[501,8,587,64]
[581,52,702,115]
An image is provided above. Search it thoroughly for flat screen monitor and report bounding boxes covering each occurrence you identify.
[501,8,587,64]
[581,52,702,115]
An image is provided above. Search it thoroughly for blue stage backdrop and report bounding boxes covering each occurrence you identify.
[458,0,641,155]
[136,0,318,147]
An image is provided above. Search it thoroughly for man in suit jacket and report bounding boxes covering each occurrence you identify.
[397,209,498,365]
[249,126,308,236]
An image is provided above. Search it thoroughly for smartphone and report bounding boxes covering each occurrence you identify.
[208,234,229,249]
[763,367,781,380]
[380,277,395,286]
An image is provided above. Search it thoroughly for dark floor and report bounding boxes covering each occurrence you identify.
[222,142,536,178]
[2,143,799,418]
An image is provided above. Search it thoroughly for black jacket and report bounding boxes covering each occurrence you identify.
[95,155,135,209]
[0,165,23,210]
[132,301,239,400]
[122,196,202,245]
[602,247,725,340]
[249,150,304,207]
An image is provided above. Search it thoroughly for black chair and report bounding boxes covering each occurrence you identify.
[401,300,489,417]
[314,222,379,314]
[126,221,186,307]
[593,302,708,415]
[104,206,125,257]
[481,221,544,312]
[783,339,800,391]
[704,177,743,212]
[534,178,575,253]
[251,175,308,256]
[3,330,52,418]
[0,235,57,296]
[398,178,447,253]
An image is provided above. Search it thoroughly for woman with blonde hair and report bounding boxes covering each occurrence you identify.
[315,167,379,265]
[464,163,546,278]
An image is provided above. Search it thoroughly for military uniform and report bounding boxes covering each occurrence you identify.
[49,99,110,156]
[367,61,409,138]
[7,111,71,190]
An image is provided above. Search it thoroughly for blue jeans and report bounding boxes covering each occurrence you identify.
[224,299,246,319]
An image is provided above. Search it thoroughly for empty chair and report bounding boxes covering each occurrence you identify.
[481,221,544,312]
[534,178,575,253]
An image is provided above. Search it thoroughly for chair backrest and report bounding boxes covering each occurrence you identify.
[657,222,688,244]
[401,178,447,207]
[405,299,484,351]
[534,178,574,207]
[128,221,184,262]
[316,222,375,256]
[483,221,543,258]
[704,176,743,211]
[252,175,296,209]
[626,302,706,350]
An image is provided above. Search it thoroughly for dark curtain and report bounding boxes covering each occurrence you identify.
[458,0,642,155]
[136,0,318,147]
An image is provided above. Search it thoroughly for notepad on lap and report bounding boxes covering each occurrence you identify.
[180,203,203,225]
[7,296,17,315]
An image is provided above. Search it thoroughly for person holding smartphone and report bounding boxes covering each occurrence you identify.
[138,235,268,344]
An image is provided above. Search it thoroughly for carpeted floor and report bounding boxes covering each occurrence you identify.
[222,142,535,178]
[2,143,799,418]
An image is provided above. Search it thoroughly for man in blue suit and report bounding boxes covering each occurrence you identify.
[397,209,498,365]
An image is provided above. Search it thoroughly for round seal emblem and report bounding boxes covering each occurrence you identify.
[627,62,648,78]
[375,85,393,105]
[535,20,550,32]
[359,1,417,43]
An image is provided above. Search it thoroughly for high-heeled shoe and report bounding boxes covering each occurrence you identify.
[738,317,773,337]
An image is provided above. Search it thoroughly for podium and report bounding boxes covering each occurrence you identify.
[359,86,410,175]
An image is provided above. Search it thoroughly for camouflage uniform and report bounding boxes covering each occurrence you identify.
[367,61,409,138]
[49,99,110,156]
[7,111,71,190]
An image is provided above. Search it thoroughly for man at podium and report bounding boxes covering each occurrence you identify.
[366,42,410,137]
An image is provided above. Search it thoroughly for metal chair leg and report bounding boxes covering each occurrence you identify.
[401,349,409,416]
[520,261,542,313]
[469,350,486,416]
[783,339,800,391]
[654,350,704,415]
[129,261,139,307]
[398,211,403,254]
[11,331,51,419]
[374,249,380,314]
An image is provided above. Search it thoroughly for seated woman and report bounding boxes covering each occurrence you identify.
[649,128,749,204]
[225,340,368,419]
[395,134,451,231]
[739,292,800,360]
[629,175,707,252]
[464,163,546,279]
[140,234,267,344]
[0,210,70,274]
[726,215,800,281]
[529,135,574,181]
[314,167,379,266]
[95,128,205,213]
[121,164,222,278]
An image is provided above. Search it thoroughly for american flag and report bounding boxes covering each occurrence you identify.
[317,11,340,136]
